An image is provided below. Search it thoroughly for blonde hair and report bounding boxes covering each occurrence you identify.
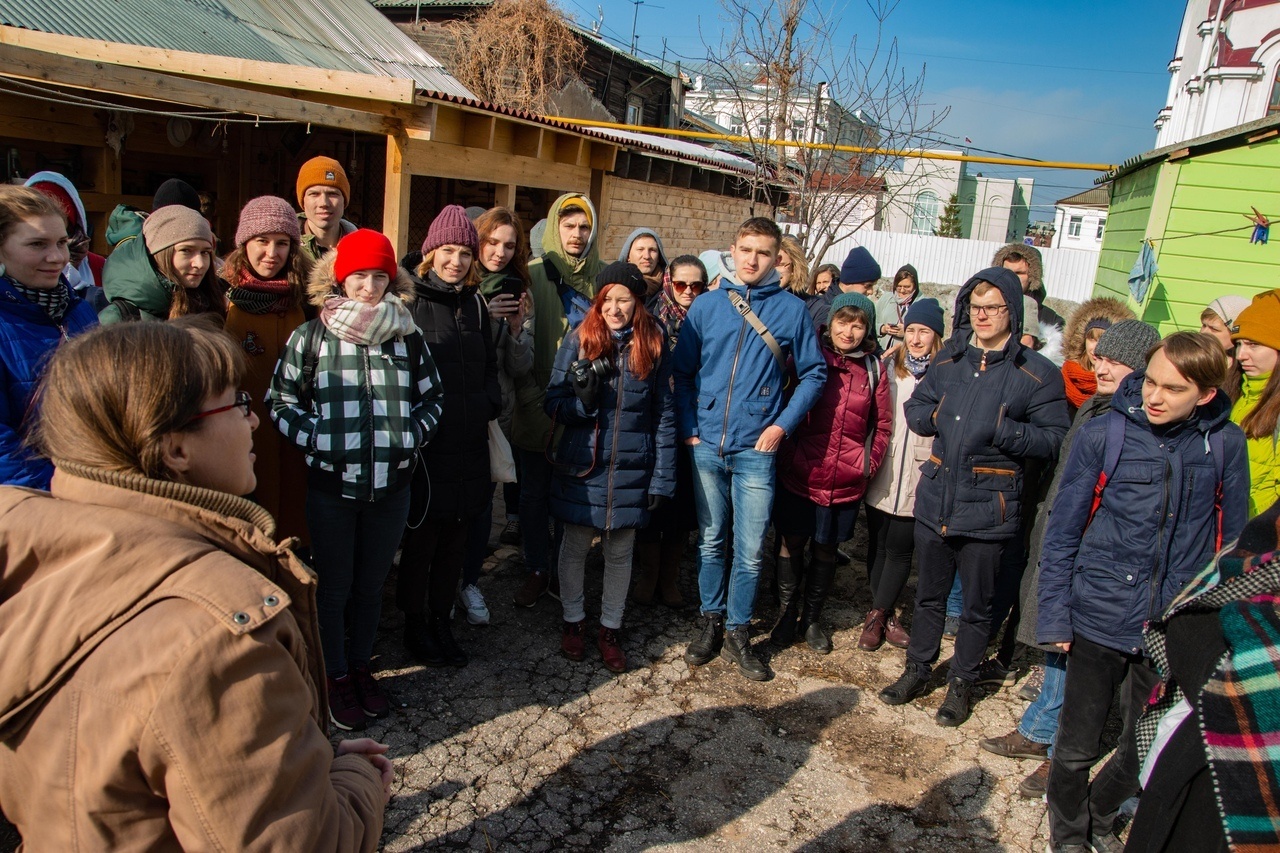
[891,328,943,379]
[29,318,244,480]
[0,185,67,244]
[416,248,480,288]
[778,235,810,294]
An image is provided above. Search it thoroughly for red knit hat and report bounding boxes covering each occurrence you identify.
[333,229,397,284]
[421,204,479,254]
[234,196,301,248]
[29,182,79,229]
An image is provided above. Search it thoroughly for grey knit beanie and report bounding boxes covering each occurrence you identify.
[143,205,215,254]
[1094,319,1161,371]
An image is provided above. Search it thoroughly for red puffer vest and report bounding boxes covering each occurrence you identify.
[778,344,893,506]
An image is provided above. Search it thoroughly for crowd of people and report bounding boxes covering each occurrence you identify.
[0,156,1276,851]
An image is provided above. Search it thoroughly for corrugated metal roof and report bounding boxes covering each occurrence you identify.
[1055,186,1109,207]
[1099,111,1280,183]
[372,0,489,7]
[0,0,473,97]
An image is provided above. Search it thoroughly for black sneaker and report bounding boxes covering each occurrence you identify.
[975,658,1016,688]
[721,625,769,681]
[943,615,960,638]
[327,674,368,731]
[499,518,521,546]
[878,664,930,706]
[350,663,391,719]
[404,614,446,667]
[935,677,974,727]
[431,616,469,667]
[685,613,724,666]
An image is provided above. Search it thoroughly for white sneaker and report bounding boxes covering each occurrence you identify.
[459,584,490,625]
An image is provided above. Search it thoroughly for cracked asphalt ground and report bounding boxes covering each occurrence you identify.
[368,501,1062,852]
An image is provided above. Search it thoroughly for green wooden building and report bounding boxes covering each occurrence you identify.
[1093,113,1280,333]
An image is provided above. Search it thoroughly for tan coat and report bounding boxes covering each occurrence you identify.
[0,464,385,851]
[864,366,933,518]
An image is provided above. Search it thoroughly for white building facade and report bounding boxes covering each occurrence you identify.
[1051,187,1109,250]
[881,151,1033,243]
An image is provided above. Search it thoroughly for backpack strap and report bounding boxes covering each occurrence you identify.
[298,320,326,409]
[1085,410,1126,530]
[725,290,787,374]
[862,354,881,481]
[1209,427,1226,550]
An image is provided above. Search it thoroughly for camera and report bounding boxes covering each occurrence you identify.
[570,355,613,383]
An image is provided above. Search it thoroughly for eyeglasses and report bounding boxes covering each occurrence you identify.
[671,280,706,294]
[190,390,252,422]
[969,303,1008,317]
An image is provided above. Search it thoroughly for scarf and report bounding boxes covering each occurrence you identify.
[226,268,295,315]
[653,278,689,351]
[1062,359,1097,408]
[320,294,416,346]
[7,276,70,323]
[478,268,515,299]
[642,273,663,302]
[905,351,931,378]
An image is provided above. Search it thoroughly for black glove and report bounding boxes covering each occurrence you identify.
[647,494,665,512]
[572,366,600,409]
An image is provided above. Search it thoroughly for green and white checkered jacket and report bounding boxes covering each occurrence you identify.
[268,320,444,501]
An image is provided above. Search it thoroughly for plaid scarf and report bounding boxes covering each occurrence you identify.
[226,269,294,315]
[320,295,416,346]
[653,279,688,352]
[7,277,70,323]
[1139,502,1280,849]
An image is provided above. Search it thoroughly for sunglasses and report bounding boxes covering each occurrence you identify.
[671,280,706,294]
[189,390,253,422]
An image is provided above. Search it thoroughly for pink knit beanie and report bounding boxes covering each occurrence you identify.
[234,196,301,248]
[422,204,478,254]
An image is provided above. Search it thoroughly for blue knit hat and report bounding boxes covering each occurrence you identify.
[829,291,877,330]
[903,297,945,337]
[839,246,881,285]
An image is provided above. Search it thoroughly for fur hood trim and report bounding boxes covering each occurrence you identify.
[991,243,1044,295]
[305,250,416,309]
[1062,296,1134,364]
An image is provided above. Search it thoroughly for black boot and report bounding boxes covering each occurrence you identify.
[721,626,769,681]
[769,556,802,647]
[685,612,724,666]
[798,556,837,654]
[404,613,446,667]
[878,663,931,706]
[935,677,974,727]
[430,614,469,667]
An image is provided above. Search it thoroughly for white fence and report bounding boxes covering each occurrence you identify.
[815,231,1101,305]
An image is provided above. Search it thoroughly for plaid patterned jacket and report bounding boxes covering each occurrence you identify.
[268,320,443,501]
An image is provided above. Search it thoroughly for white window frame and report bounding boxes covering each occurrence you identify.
[1068,215,1083,238]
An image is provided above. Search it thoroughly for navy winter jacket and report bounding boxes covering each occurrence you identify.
[1036,372,1248,655]
[0,277,98,488]
[672,271,825,454]
[545,327,676,530]
[904,268,1069,540]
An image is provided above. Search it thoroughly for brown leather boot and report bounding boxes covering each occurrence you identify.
[658,539,685,607]
[884,609,911,649]
[631,541,660,604]
[857,608,888,651]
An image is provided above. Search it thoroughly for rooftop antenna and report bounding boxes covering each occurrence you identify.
[629,0,664,55]
[593,5,604,35]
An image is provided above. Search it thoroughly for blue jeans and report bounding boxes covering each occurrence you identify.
[946,575,963,619]
[518,448,560,578]
[307,486,411,677]
[1018,651,1067,755]
[689,442,776,630]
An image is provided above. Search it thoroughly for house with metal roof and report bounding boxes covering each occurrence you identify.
[1092,111,1280,332]
[1051,186,1109,251]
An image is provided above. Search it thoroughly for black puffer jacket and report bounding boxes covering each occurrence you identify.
[408,268,502,521]
[904,267,1069,540]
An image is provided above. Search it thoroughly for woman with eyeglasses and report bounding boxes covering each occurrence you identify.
[268,229,444,732]
[874,264,919,354]
[635,254,707,605]
[0,320,392,850]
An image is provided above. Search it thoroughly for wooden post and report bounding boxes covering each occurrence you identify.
[590,169,611,235]
[383,129,412,258]
[494,183,517,209]
[82,144,121,256]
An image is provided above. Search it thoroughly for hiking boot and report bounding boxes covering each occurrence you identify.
[514,571,548,608]
[1046,844,1089,853]
[720,625,769,681]
[350,662,390,719]
[458,583,490,626]
[499,517,521,545]
[1018,760,1050,799]
[878,664,930,706]
[685,613,724,666]
[884,610,910,648]
[980,729,1049,760]
[327,674,367,732]
[1018,664,1045,702]
[631,542,660,604]
[857,608,888,651]
[1089,834,1125,853]
[943,615,960,638]
[430,615,468,667]
[770,555,801,647]
[935,677,974,727]
[561,619,585,661]
[598,626,626,673]
[404,613,446,667]
[975,658,1017,688]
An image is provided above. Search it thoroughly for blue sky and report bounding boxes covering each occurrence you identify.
[562,0,1181,220]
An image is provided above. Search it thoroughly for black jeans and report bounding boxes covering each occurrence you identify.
[462,483,497,586]
[397,516,471,618]
[1047,634,1160,845]
[905,522,1005,683]
[865,506,915,612]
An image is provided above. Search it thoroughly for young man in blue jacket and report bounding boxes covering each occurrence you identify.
[1036,331,1248,853]
[672,217,826,681]
[878,267,1069,725]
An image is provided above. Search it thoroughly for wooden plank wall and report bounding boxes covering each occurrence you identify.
[602,177,754,260]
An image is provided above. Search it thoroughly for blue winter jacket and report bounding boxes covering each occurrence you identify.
[0,276,99,488]
[904,267,1069,540]
[1036,371,1249,655]
[545,327,676,530]
[672,270,826,454]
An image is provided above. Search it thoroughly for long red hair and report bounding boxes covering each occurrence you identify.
[578,284,663,380]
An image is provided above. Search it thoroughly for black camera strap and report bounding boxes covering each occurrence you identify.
[725,290,787,374]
